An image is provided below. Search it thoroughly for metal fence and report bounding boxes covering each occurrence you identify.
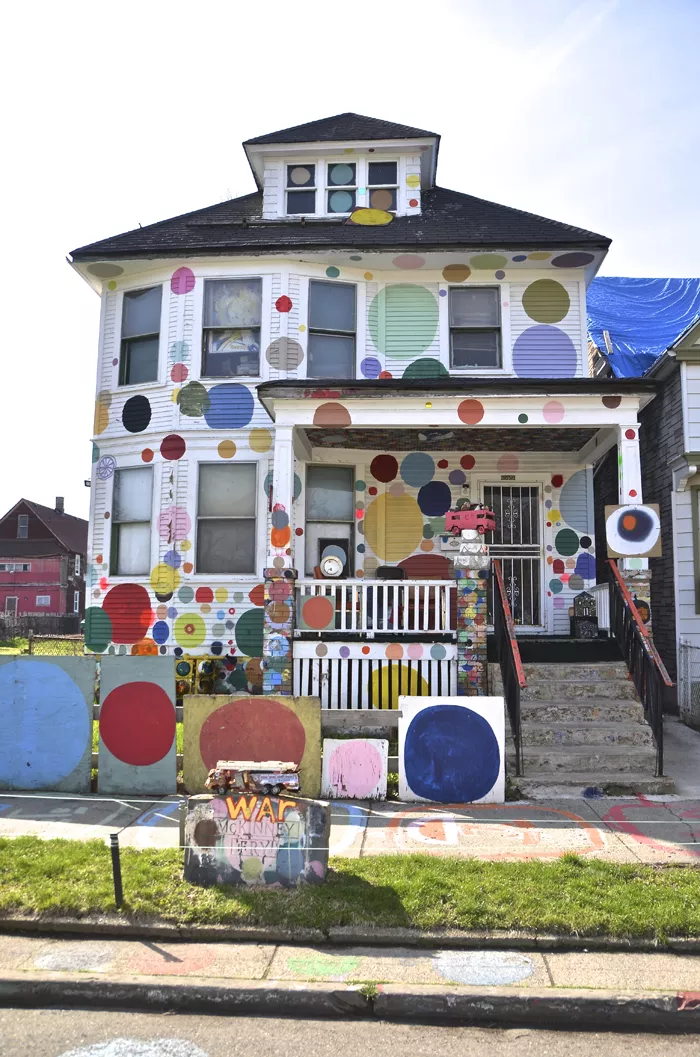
[679,641,700,731]
[28,633,85,655]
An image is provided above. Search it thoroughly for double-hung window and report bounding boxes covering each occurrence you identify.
[119,286,162,386]
[202,279,262,378]
[286,164,316,214]
[111,467,153,576]
[449,287,501,369]
[73,590,80,614]
[308,280,356,379]
[367,162,398,212]
[197,464,256,575]
[17,515,28,539]
[36,595,50,607]
[305,466,354,577]
[326,162,357,215]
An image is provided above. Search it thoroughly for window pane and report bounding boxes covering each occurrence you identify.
[116,523,151,575]
[203,329,260,377]
[197,519,255,574]
[114,467,153,522]
[309,281,356,332]
[308,333,355,378]
[204,279,261,328]
[368,161,397,185]
[368,187,396,211]
[307,466,354,521]
[198,464,256,518]
[122,336,159,385]
[451,331,500,369]
[327,189,356,213]
[287,189,316,213]
[287,164,315,187]
[122,287,162,338]
[450,287,500,327]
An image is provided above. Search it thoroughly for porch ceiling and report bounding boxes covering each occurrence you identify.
[304,426,598,451]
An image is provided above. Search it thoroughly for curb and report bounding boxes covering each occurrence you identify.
[0,915,698,953]
[0,972,699,1031]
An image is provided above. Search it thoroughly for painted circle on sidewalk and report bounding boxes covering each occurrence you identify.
[433,950,535,986]
[56,1041,210,1057]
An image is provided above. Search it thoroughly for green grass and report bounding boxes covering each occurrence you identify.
[2,837,700,940]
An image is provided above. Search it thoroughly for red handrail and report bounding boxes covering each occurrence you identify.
[607,559,673,687]
[493,560,527,688]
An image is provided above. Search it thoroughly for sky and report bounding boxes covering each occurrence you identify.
[1,0,698,520]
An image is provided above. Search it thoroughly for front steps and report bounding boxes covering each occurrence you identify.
[489,660,674,796]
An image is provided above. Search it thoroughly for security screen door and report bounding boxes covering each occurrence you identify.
[483,484,543,627]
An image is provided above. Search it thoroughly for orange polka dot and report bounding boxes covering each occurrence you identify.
[271,526,291,548]
[183,562,193,574]
[385,643,403,659]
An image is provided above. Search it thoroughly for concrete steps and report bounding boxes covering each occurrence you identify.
[521,721,654,748]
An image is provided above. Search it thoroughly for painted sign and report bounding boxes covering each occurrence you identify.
[321,738,388,799]
[605,504,661,558]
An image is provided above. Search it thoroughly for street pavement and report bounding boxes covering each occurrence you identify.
[4,790,700,862]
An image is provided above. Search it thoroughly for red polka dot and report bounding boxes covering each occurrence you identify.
[460,455,476,470]
[275,295,292,313]
[551,474,564,488]
[199,698,306,771]
[625,429,636,440]
[458,399,484,425]
[100,682,175,766]
[295,527,304,535]
[553,559,565,574]
[103,584,152,644]
[302,595,335,629]
[378,371,392,379]
[409,198,418,207]
[249,583,265,606]
[141,448,154,463]
[195,586,214,603]
[369,486,378,495]
[370,454,398,482]
[160,434,186,460]
[361,645,371,655]
[171,363,188,383]
[438,459,449,469]
[629,489,638,497]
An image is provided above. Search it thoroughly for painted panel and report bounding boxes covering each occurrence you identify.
[98,656,177,794]
[183,694,321,796]
[605,504,662,558]
[321,738,388,799]
[510,279,582,378]
[184,793,329,887]
[399,695,505,804]
[0,656,96,792]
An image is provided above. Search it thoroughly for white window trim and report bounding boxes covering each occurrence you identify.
[105,460,160,582]
[5,596,18,614]
[191,460,263,580]
[440,282,514,376]
[280,156,403,219]
[303,277,359,382]
[35,595,51,607]
[116,282,167,391]
[191,273,271,386]
[73,590,80,614]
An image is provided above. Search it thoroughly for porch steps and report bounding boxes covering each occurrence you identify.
[489,661,675,796]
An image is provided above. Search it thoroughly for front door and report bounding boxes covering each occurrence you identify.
[4,596,18,616]
[482,484,543,628]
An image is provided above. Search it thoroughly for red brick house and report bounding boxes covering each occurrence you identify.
[0,498,88,632]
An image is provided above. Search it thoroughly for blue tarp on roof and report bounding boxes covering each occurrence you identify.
[587,277,700,378]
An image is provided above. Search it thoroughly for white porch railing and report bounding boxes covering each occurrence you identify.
[589,583,610,631]
[296,579,454,636]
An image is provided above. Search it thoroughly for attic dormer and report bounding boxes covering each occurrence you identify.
[243,112,439,221]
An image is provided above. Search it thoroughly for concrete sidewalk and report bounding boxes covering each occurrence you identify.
[4,790,700,863]
[2,933,700,1029]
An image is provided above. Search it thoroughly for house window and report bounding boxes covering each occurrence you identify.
[286,164,316,214]
[74,590,80,614]
[197,464,256,575]
[305,466,354,576]
[17,515,28,539]
[119,286,162,386]
[111,467,153,576]
[449,287,501,369]
[36,595,51,607]
[326,162,356,214]
[74,555,81,577]
[367,161,398,212]
[202,279,261,378]
[308,280,356,379]
[5,597,18,616]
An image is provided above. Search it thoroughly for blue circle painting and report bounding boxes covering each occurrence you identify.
[203,383,254,429]
[0,660,90,789]
[404,704,500,802]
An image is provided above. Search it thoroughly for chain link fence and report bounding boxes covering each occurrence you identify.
[27,633,85,656]
[679,641,700,730]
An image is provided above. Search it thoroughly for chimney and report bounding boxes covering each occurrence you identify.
[55,497,64,514]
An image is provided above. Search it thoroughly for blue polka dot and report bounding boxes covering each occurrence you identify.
[355,480,366,491]
[401,452,435,488]
[152,621,170,645]
[164,550,181,569]
[203,383,254,429]
[448,469,466,486]
[417,481,452,516]
[575,553,596,579]
[512,254,527,262]
[357,543,365,553]
[361,357,382,378]
[404,705,500,802]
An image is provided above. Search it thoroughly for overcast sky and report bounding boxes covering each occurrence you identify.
[1,0,698,521]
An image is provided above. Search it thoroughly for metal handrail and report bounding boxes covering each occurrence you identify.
[493,559,527,776]
[607,559,672,776]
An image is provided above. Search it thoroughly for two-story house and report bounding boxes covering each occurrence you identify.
[69,113,668,792]
[0,498,87,633]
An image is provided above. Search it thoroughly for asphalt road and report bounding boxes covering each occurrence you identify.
[0,1009,698,1057]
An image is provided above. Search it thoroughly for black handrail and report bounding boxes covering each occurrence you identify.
[607,559,673,777]
[493,559,527,776]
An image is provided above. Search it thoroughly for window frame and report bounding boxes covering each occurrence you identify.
[307,279,357,380]
[195,461,258,577]
[118,284,163,388]
[74,555,81,578]
[73,590,80,614]
[4,596,18,615]
[285,163,317,215]
[446,284,508,374]
[304,463,355,577]
[17,515,28,539]
[35,595,51,607]
[281,156,404,218]
[201,277,263,380]
[325,161,358,216]
[109,465,155,578]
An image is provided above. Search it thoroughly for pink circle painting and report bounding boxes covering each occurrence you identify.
[171,267,195,295]
[543,400,566,424]
[327,741,384,798]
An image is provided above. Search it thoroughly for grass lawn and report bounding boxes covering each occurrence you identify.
[2,836,700,940]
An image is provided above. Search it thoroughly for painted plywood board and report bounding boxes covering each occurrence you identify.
[605,504,662,558]
[98,656,177,794]
[0,656,96,792]
[322,738,388,800]
[183,694,321,797]
[399,696,505,804]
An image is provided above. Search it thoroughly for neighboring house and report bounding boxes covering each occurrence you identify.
[68,110,672,789]
[0,498,88,629]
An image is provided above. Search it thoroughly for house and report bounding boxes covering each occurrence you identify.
[588,277,700,723]
[0,498,88,632]
[69,112,670,792]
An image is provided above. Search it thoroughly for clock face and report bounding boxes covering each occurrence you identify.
[321,555,344,578]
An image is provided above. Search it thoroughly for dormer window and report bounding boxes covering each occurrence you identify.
[367,161,398,212]
[286,164,316,214]
[327,163,357,214]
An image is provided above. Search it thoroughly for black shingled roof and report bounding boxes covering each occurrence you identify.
[244,112,438,145]
[70,186,610,261]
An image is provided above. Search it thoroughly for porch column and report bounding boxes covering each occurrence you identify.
[262,425,297,696]
[454,527,490,695]
[615,422,652,631]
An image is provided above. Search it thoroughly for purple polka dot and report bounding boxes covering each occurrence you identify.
[360,357,382,379]
[513,325,577,378]
[449,469,466,485]
[339,646,350,658]
[495,270,505,279]
[439,289,447,297]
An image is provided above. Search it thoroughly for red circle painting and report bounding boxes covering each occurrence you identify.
[301,595,335,629]
[199,698,306,771]
[457,399,484,425]
[103,584,152,643]
[195,586,214,603]
[100,682,175,765]
[160,434,186,460]
[460,454,476,470]
[275,295,293,312]
[370,454,398,482]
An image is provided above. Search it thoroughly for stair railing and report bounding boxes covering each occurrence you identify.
[607,559,673,777]
[493,559,527,776]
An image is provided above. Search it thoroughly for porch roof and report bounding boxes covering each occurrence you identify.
[303,426,597,451]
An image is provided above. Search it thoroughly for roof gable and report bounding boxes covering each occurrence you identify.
[0,499,88,553]
[244,112,438,145]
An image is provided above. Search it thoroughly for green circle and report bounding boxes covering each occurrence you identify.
[549,578,564,594]
[325,265,340,278]
[518,413,529,423]
[430,516,446,534]
[423,524,435,539]
[469,254,508,269]
[84,607,112,652]
[329,191,353,214]
[403,357,448,379]
[230,666,247,690]
[174,613,206,648]
[369,285,438,358]
[177,381,210,417]
[178,586,194,603]
[522,279,570,323]
[554,528,579,556]
[330,163,354,185]
[235,608,264,656]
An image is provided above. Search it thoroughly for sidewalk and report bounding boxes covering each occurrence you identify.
[3,790,700,863]
[2,932,700,1029]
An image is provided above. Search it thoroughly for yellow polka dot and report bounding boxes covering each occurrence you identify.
[180,539,192,552]
[549,508,562,521]
[171,388,180,402]
[249,428,273,453]
[215,587,228,603]
[107,280,117,291]
[298,324,306,332]
[528,252,551,260]
[343,147,355,154]
[150,563,180,593]
[406,173,420,188]
[364,272,374,280]
[218,440,236,459]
